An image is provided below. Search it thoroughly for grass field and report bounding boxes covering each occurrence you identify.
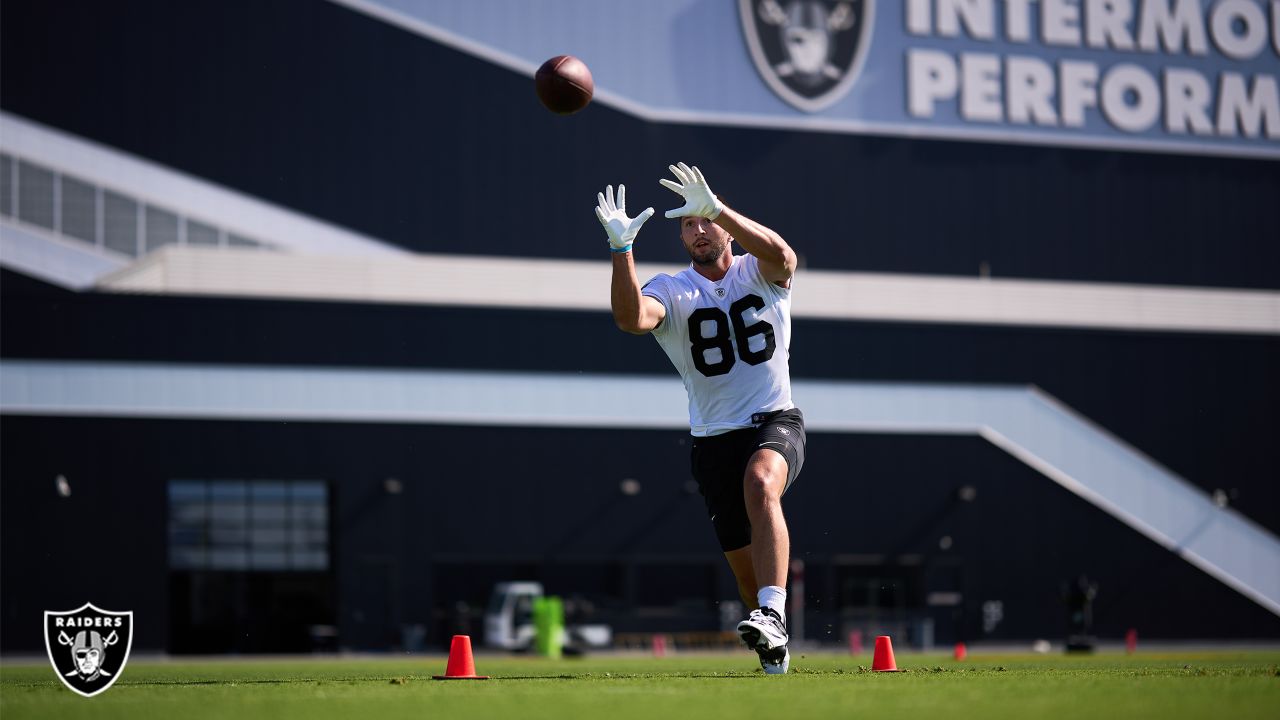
[3,648,1278,720]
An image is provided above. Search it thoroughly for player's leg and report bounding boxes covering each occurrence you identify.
[743,408,806,597]
[735,410,806,673]
[723,545,758,610]
[691,430,757,606]
[728,541,790,674]
[742,448,790,592]
[736,449,791,648]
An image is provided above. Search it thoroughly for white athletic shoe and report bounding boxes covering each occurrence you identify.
[737,607,789,652]
[758,645,790,675]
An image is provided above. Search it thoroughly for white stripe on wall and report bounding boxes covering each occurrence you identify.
[100,246,1280,335]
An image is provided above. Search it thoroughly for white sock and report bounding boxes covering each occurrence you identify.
[757,585,787,622]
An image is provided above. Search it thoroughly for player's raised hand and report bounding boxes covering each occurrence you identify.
[659,162,724,220]
[595,184,654,253]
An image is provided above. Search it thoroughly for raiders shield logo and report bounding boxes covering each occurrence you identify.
[739,0,875,112]
[44,602,133,697]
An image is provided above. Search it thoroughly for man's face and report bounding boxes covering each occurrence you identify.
[784,2,831,75]
[680,216,731,265]
[75,647,101,675]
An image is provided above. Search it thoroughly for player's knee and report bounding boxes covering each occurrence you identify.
[743,466,783,506]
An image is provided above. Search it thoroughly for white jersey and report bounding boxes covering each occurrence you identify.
[642,253,793,436]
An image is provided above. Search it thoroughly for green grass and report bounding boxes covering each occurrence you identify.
[2,649,1278,720]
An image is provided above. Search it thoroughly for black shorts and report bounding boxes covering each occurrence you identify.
[689,408,806,553]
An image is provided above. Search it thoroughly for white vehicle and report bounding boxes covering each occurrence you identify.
[484,582,540,650]
[483,582,612,651]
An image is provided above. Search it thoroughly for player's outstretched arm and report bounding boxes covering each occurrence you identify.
[595,184,665,334]
[660,162,796,286]
[611,251,666,334]
[713,205,797,286]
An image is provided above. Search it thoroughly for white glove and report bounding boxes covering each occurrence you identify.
[659,162,724,220]
[595,184,654,253]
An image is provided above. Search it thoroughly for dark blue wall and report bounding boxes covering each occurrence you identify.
[5,271,1277,534]
[2,274,1278,651]
[2,0,1277,288]
[5,412,1278,653]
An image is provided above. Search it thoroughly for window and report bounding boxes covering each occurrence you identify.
[60,177,98,244]
[145,206,179,252]
[0,152,277,254]
[168,480,329,571]
[0,154,13,217]
[17,160,55,230]
[185,219,220,246]
[103,191,138,256]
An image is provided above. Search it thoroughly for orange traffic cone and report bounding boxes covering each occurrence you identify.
[872,635,901,672]
[954,642,967,661]
[432,635,490,680]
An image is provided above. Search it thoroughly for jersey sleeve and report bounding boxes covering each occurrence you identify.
[640,274,674,336]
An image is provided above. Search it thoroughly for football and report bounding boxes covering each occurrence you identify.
[535,55,594,115]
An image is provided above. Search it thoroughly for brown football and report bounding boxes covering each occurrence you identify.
[535,55,594,115]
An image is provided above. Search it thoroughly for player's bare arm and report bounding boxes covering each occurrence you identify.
[660,162,796,286]
[713,206,796,287]
[595,184,666,334]
[611,252,666,334]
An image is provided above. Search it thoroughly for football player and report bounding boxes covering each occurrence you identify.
[596,162,805,674]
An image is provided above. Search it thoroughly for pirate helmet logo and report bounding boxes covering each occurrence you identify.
[739,0,875,112]
[44,602,133,697]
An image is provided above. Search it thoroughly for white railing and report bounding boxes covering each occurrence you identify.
[0,111,405,260]
[0,149,273,258]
